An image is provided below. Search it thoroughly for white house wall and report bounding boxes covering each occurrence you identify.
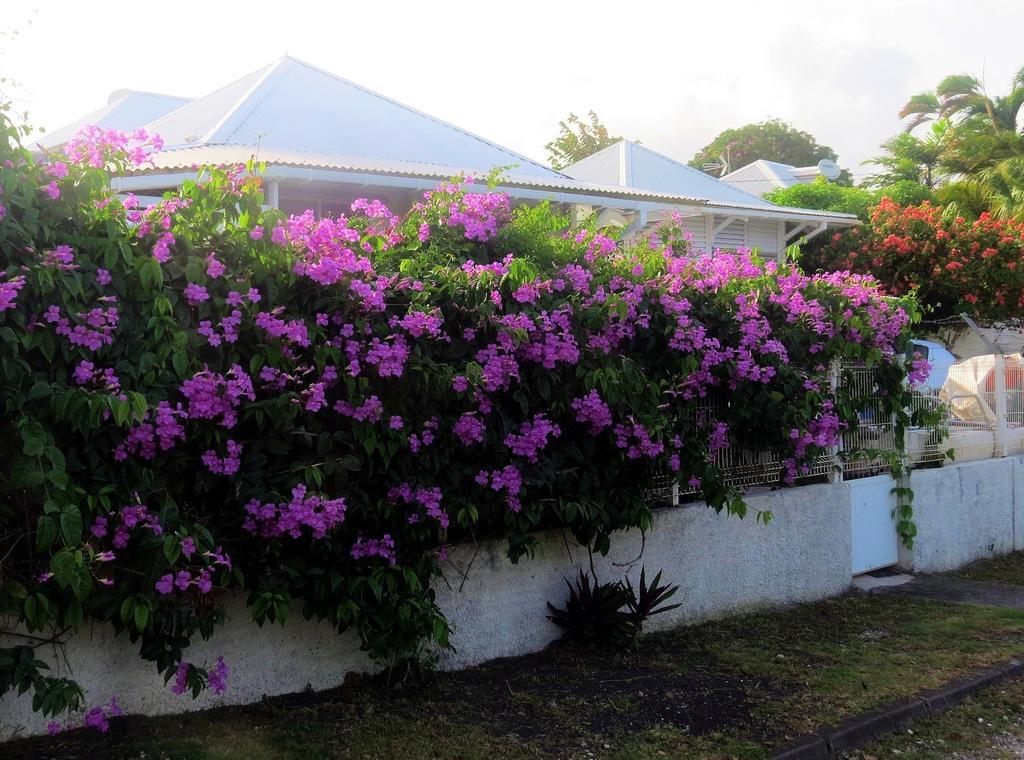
[713,216,747,251]
[747,218,780,256]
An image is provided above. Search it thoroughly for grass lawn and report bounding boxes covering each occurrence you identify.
[849,675,1024,759]
[7,592,1024,759]
[953,551,1024,587]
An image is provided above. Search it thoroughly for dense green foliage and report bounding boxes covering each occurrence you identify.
[0,111,923,726]
[765,177,934,221]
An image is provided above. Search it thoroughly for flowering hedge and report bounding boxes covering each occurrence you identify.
[0,112,924,728]
[803,197,1024,323]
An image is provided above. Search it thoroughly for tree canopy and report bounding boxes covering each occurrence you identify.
[689,119,838,176]
[545,111,621,170]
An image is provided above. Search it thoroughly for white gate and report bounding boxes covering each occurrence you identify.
[849,475,898,574]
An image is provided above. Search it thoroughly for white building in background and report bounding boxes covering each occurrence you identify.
[720,158,843,199]
[36,56,858,259]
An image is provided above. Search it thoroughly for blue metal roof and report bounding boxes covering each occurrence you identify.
[143,56,563,178]
[563,140,782,210]
[35,90,192,149]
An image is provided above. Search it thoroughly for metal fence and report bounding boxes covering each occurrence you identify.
[644,331,1024,507]
[933,355,1024,462]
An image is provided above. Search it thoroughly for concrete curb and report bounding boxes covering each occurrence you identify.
[773,657,1024,759]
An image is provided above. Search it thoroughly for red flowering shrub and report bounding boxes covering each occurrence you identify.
[803,197,1024,323]
[0,113,924,727]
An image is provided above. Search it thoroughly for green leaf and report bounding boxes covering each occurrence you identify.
[338,455,361,472]
[59,504,83,545]
[28,380,53,401]
[138,258,163,290]
[120,596,136,626]
[36,515,58,552]
[163,538,181,565]
[128,391,148,419]
[134,604,149,632]
[20,419,47,457]
[172,351,187,377]
[51,549,77,589]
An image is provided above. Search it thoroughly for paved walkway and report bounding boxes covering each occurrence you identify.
[861,573,1024,610]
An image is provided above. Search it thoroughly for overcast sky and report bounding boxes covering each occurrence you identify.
[3,0,1022,182]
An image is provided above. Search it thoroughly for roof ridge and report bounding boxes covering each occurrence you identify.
[109,89,192,103]
[629,141,779,205]
[260,55,565,178]
[199,59,286,144]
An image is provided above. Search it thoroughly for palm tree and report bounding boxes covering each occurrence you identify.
[938,157,1024,221]
[864,120,950,188]
[899,66,1024,135]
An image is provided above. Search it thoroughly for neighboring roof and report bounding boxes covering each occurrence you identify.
[720,159,828,195]
[120,143,858,224]
[142,56,562,178]
[562,140,793,210]
[35,90,192,150]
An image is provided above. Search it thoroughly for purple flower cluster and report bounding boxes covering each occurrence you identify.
[255,309,310,347]
[389,483,448,528]
[394,310,445,339]
[206,253,226,278]
[364,335,409,377]
[64,125,163,168]
[908,352,933,387]
[350,534,397,564]
[208,656,229,695]
[504,414,561,462]
[184,282,210,306]
[0,274,25,310]
[408,417,439,452]
[43,303,119,352]
[72,360,121,393]
[475,465,523,512]
[47,697,123,736]
[198,309,242,346]
[41,244,76,270]
[201,439,243,475]
[424,181,511,242]
[170,660,190,694]
[91,503,163,549]
[152,232,175,262]
[613,422,665,459]
[571,390,612,434]
[453,412,485,445]
[156,567,214,595]
[335,395,383,423]
[180,365,254,428]
[243,485,346,539]
[115,401,186,460]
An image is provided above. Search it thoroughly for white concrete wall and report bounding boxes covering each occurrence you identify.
[5,457,1024,740]
[899,457,1019,572]
[437,481,852,668]
[0,597,373,741]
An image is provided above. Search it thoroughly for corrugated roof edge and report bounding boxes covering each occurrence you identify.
[124,144,860,223]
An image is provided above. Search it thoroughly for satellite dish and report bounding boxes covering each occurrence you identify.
[817,159,841,181]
